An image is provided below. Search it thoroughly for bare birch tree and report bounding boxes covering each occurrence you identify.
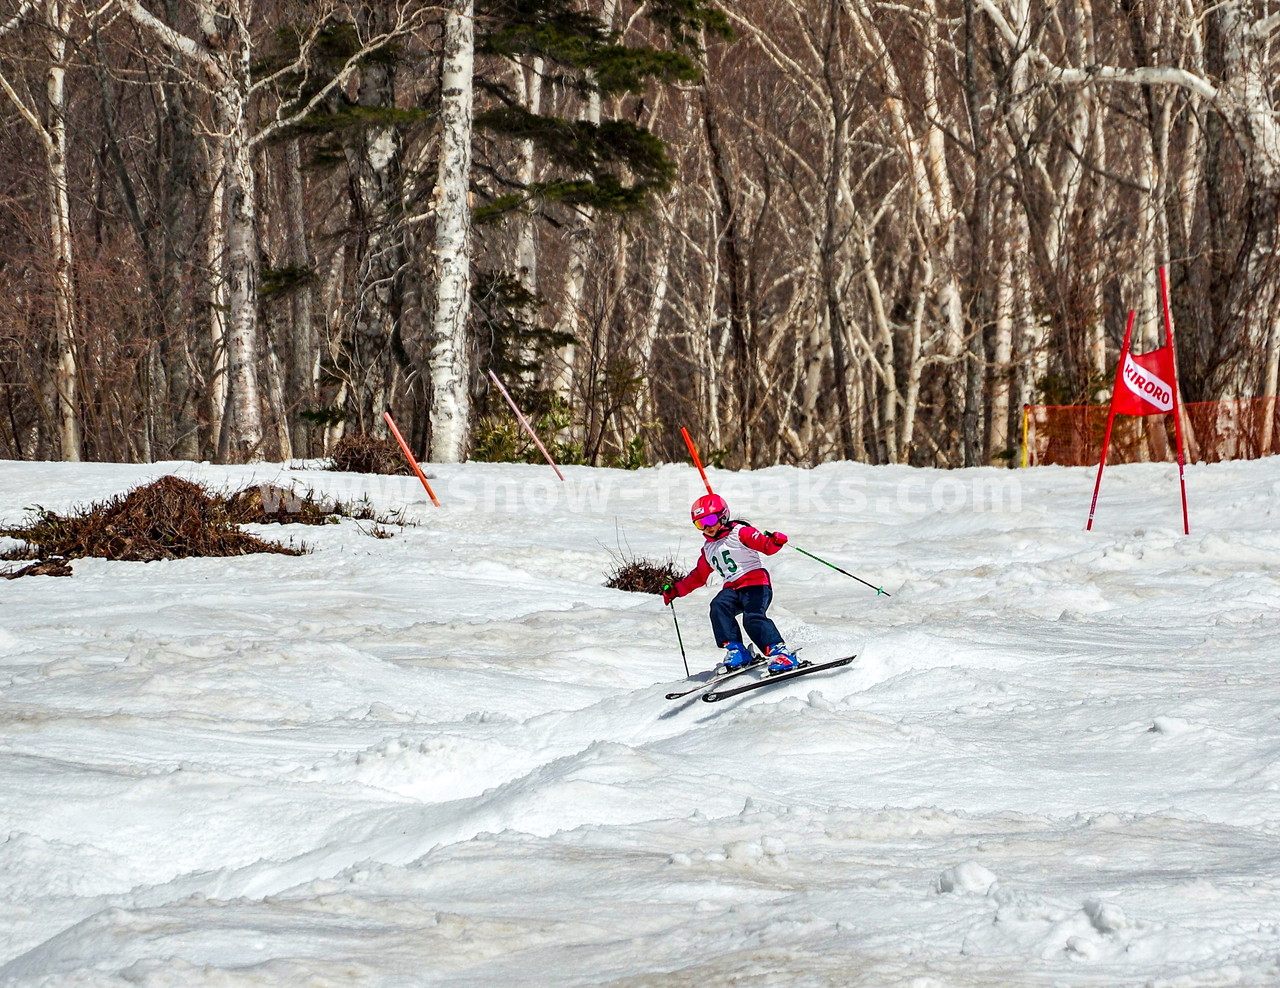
[978,0,1280,398]
[118,0,432,461]
[0,0,81,460]
[429,0,475,462]
[6,0,1280,469]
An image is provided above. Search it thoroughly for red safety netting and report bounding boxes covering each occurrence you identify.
[1024,398,1280,466]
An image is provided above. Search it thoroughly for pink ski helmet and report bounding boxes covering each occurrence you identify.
[690,493,729,533]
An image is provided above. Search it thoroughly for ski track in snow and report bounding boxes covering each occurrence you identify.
[2,458,1280,985]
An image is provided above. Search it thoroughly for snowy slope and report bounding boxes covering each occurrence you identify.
[2,456,1279,986]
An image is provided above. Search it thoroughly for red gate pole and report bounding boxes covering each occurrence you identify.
[1159,266,1191,534]
[680,427,714,495]
[1086,310,1136,531]
[383,411,442,507]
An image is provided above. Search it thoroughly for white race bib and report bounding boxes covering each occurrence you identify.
[701,526,765,583]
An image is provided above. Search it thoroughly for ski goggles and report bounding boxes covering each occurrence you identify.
[694,511,726,531]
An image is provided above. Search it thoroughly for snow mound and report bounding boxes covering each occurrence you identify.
[936,861,998,894]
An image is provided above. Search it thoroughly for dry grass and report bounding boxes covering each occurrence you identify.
[227,484,405,528]
[0,476,305,570]
[4,558,73,580]
[604,556,683,594]
[330,434,414,475]
[226,484,342,525]
[0,476,413,578]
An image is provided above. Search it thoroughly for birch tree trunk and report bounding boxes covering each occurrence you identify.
[514,56,543,386]
[961,0,989,466]
[856,224,899,463]
[44,0,79,461]
[549,0,618,420]
[205,149,228,457]
[219,84,265,461]
[263,317,292,460]
[919,2,965,368]
[284,138,315,457]
[428,0,476,462]
[988,188,1015,457]
[0,0,81,460]
[120,0,265,461]
[635,195,674,429]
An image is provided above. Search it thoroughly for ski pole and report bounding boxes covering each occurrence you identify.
[664,585,691,677]
[788,544,891,596]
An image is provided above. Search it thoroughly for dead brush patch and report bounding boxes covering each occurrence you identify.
[226,483,341,525]
[0,476,305,575]
[330,433,413,475]
[4,558,73,580]
[605,555,683,595]
[225,484,404,527]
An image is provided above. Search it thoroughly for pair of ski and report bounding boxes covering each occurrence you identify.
[666,652,856,703]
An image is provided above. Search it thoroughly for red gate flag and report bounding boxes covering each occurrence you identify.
[1085,265,1190,534]
[1113,345,1176,416]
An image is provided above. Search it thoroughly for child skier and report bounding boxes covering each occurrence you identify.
[662,493,798,674]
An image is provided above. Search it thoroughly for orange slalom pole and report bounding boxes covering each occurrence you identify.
[1159,266,1191,535]
[1086,310,1135,531]
[382,411,441,507]
[680,427,714,495]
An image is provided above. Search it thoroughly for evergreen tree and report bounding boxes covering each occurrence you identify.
[467,0,728,457]
[472,0,729,222]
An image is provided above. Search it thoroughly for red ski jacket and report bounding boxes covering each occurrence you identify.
[672,523,785,597]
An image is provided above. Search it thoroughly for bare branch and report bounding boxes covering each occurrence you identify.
[0,0,37,38]
[251,4,437,146]
[975,0,1219,102]
[713,0,828,114]
[1050,63,1219,103]
[1250,10,1280,40]
[0,68,52,147]
[116,0,221,80]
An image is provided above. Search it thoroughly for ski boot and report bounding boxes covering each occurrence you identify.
[765,642,801,674]
[715,641,754,676]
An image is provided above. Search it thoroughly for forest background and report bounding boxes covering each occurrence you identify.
[2,0,1278,471]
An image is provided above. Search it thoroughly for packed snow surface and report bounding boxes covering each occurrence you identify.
[2,457,1280,986]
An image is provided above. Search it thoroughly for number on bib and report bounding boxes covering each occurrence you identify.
[711,548,739,579]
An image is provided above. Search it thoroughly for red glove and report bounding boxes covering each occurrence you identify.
[662,584,678,605]
[768,531,788,548]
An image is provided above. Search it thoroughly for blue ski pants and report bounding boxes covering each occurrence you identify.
[709,584,783,652]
